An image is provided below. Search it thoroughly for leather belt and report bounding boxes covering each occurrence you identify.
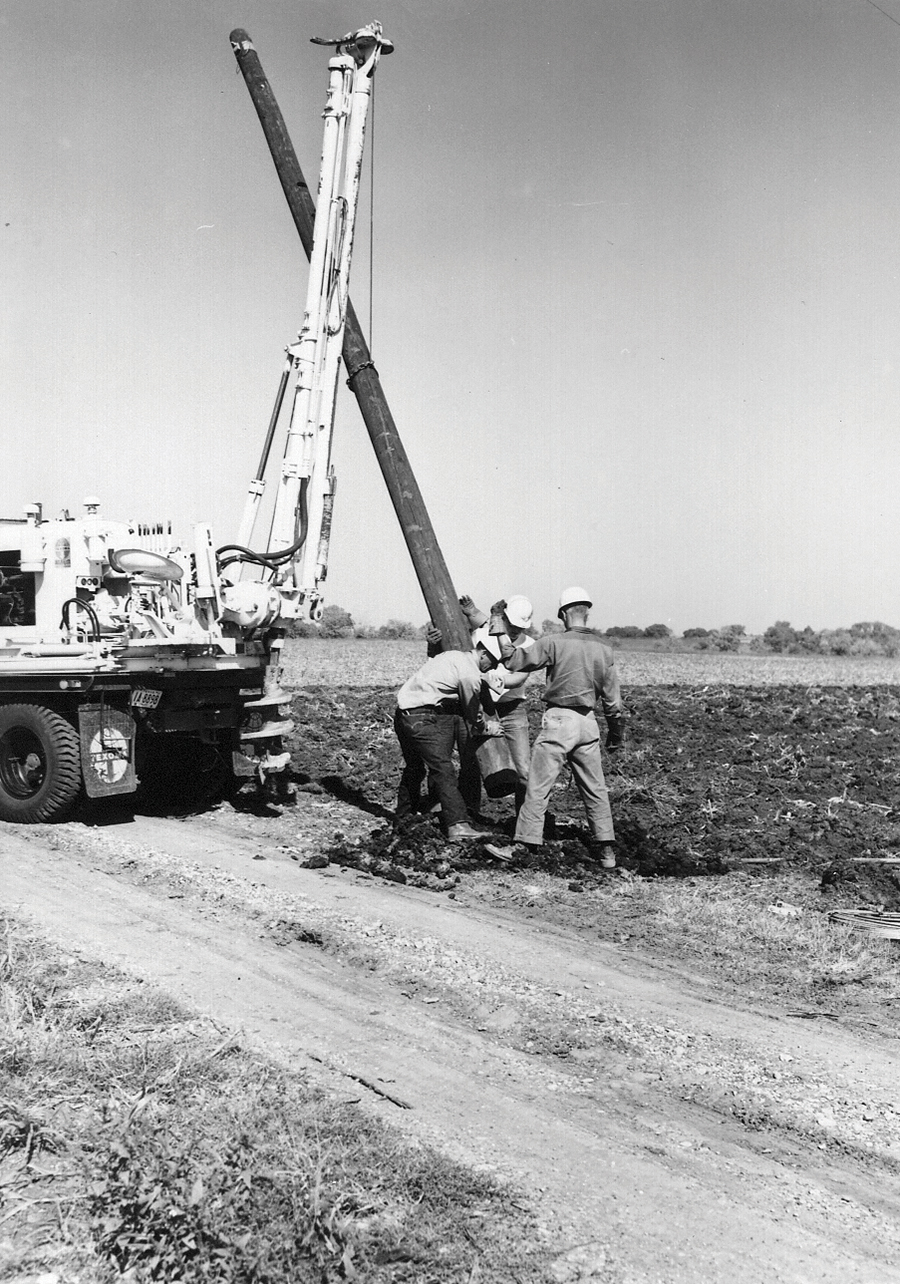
[399,702,460,717]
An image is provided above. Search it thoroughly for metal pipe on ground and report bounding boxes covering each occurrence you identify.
[229,29,471,652]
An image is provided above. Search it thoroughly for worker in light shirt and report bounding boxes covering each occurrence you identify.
[394,637,504,842]
[486,587,626,869]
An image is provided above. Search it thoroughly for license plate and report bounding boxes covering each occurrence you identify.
[130,688,162,709]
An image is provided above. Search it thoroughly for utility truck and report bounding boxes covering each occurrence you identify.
[0,23,393,823]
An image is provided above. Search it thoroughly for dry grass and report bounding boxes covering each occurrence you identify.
[0,913,546,1283]
[616,870,898,998]
[474,860,900,1029]
[279,639,900,689]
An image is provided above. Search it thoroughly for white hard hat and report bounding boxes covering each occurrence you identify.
[503,595,533,629]
[472,625,503,661]
[558,586,592,614]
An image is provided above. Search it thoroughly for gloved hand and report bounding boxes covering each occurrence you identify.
[482,671,505,699]
[488,599,508,635]
[459,595,488,627]
[605,716,626,751]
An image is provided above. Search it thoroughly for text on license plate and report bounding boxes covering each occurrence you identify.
[130,688,162,709]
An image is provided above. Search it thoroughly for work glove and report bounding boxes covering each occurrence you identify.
[483,671,505,699]
[488,599,508,635]
[605,716,626,752]
[425,624,443,656]
[459,595,488,628]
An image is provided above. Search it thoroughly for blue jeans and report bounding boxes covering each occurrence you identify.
[514,707,615,846]
[394,706,469,830]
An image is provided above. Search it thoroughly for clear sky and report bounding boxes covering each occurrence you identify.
[2,0,898,635]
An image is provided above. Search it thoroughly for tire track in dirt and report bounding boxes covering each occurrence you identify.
[4,809,900,1284]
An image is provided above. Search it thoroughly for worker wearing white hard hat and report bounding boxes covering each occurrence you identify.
[427,593,536,818]
[470,625,503,662]
[460,595,536,817]
[557,586,592,616]
[485,588,625,870]
[394,640,504,842]
[502,595,534,631]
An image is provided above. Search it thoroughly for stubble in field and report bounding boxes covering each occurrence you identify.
[280,638,900,689]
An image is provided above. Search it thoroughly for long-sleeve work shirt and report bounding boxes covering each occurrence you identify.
[396,650,501,726]
[505,627,623,720]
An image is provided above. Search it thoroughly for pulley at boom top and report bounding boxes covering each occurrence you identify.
[229,26,472,652]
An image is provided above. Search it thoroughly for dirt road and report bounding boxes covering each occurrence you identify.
[4,796,900,1284]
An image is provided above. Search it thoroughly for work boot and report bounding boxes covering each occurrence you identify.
[445,822,485,842]
[483,840,542,864]
[591,841,617,870]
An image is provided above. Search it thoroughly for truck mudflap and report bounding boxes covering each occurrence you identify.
[78,704,138,798]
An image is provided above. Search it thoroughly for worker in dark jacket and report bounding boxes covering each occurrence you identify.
[486,587,625,868]
[394,639,503,841]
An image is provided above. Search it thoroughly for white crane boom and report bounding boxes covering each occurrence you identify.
[236,23,392,622]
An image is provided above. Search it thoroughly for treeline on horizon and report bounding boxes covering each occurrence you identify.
[288,610,900,658]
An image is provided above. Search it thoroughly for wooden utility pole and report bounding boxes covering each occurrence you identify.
[229,29,470,651]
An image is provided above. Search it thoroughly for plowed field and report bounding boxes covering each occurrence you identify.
[290,675,900,907]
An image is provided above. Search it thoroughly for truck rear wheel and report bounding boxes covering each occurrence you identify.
[0,704,82,823]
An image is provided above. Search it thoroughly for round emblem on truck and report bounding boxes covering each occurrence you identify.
[88,728,130,784]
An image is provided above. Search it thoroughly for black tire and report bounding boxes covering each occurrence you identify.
[0,704,82,823]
